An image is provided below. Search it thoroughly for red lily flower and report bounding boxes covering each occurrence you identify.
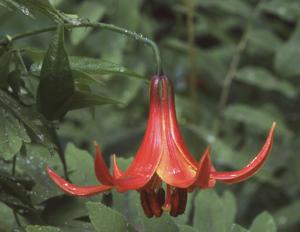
[47,75,276,217]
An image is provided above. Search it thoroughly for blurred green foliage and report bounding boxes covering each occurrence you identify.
[0,0,300,231]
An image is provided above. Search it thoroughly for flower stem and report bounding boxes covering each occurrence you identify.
[0,22,163,75]
[184,0,198,122]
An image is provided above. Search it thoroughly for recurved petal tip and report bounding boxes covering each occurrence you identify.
[46,166,111,196]
[111,154,123,179]
[194,145,214,188]
[94,142,114,185]
[211,122,276,184]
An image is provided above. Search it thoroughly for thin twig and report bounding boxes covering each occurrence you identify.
[12,154,17,176]
[13,210,22,227]
[213,0,264,135]
[215,29,249,128]
[184,0,199,121]
[15,49,29,75]
[184,0,197,99]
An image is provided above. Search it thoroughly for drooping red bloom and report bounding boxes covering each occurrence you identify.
[47,75,276,217]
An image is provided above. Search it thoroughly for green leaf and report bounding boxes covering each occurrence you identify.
[68,56,144,79]
[249,212,277,232]
[178,225,199,232]
[0,1,13,10]
[65,143,99,186]
[231,224,248,232]
[186,123,236,167]
[23,47,45,62]
[195,0,251,17]
[8,69,23,95]
[70,2,106,45]
[0,51,11,88]
[275,42,300,78]
[0,0,33,17]
[59,221,95,232]
[16,144,62,204]
[173,191,196,225]
[222,191,237,232]
[259,0,300,22]
[26,225,62,232]
[111,158,147,229]
[62,90,122,112]
[275,22,300,78]
[37,25,74,120]
[72,69,103,87]
[86,201,135,232]
[0,108,30,160]
[194,190,237,232]
[0,170,31,206]
[274,198,300,230]
[194,190,224,232]
[247,29,282,54]
[106,77,144,105]
[224,104,289,136]
[0,0,66,22]
[236,67,297,98]
[0,89,58,155]
[28,47,144,80]
[95,0,140,62]
[143,214,179,232]
[0,202,14,232]
[42,196,90,226]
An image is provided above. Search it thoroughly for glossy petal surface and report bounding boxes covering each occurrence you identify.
[47,167,111,196]
[211,122,276,184]
[113,77,163,191]
[153,77,200,187]
[94,142,114,185]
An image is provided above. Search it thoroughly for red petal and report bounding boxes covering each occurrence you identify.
[194,146,214,188]
[211,122,276,184]
[111,154,123,179]
[94,142,114,185]
[156,77,198,187]
[164,77,198,168]
[113,77,163,191]
[47,167,111,196]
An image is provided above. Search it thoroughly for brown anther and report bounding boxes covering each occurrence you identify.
[177,188,187,215]
[170,188,180,217]
[168,188,188,217]
[148,191,163,217]
[156,188,165,207]
[140,190,153,218]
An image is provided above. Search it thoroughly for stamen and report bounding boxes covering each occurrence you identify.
[148,191,163,217]
[162,185,172,212]
[140,190,153,218]
[177,188,187,215]
[170,188,179,217]
[156,188,165,207]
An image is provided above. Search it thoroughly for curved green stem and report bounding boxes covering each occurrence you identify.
[1,22,162,75]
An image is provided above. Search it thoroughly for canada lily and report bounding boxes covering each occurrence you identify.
[47,75,276,217]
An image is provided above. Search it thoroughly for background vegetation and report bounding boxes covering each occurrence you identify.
[0,0,299,231]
